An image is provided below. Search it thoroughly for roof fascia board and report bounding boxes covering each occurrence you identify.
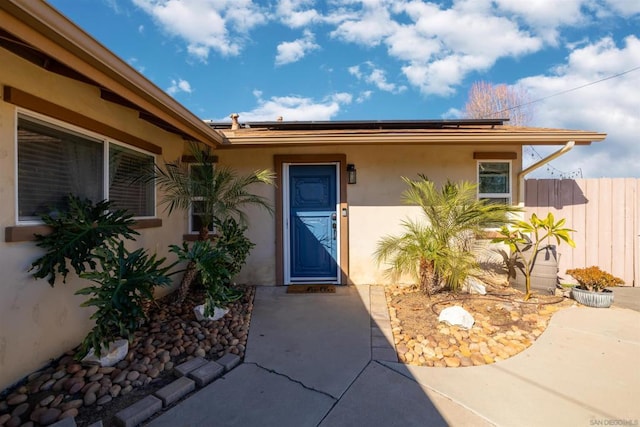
[0,1,224,147]
[215,131,606,148]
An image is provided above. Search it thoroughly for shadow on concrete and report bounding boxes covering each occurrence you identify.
[147,286,485,426]
[147,286,640,426]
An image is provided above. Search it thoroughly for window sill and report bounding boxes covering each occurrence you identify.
[4,218,163,243]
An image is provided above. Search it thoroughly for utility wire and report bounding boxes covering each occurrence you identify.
[491,65,640,117]
[488,65,640,178]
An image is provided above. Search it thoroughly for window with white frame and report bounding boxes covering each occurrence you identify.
[478,161,511,204]
[17,113,155,222]
[188,163,215,234]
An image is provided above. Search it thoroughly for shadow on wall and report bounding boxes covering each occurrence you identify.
[525,179,588,208]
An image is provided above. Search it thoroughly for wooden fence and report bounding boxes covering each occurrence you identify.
[524,178,639,287]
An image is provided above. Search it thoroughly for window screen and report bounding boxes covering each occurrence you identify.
[478,161,511,204]
[17,115,155,221]
[18,116,103,221]
[109,144,154,216]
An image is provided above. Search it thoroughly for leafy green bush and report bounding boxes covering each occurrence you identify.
[566,266,624,292]
[77,242,173,355]
[169,240,242,316]
[216,217,255,278]
[30,195,138,286]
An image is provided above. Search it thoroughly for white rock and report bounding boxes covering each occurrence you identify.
[438,306,475,329]
[194,304,229,321]
[462,277,487,295]
[81,339,128,367]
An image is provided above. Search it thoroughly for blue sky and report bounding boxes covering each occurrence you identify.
[48,0,640,178]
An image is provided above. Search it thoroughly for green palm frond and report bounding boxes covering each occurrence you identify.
[143,143,275,237]
[376,176,519,293]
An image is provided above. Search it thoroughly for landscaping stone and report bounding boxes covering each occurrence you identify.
[113,395,162,427]
[438,306,475,329]
[154,377,196,407]
[216,353,241,371]
[174,357,208,377]
[0,287,255,427]
[187,361,224,387]
[49,416,77,427]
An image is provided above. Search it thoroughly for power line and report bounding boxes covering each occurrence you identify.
[492,65,640,117]
[495,65,640,178]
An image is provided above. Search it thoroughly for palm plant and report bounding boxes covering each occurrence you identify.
[150,143,274,302]
[375,176,519,295]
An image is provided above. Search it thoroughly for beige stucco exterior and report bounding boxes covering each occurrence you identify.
[0,47,190,390]
[216,144,522,286]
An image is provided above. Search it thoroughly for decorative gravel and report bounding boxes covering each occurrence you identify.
[0,286,255,427]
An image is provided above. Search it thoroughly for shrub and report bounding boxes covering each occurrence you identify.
[493,212,575,300]
[566,266,624,292]
[77,242,173,355]
[30,195,138,286]
[169,240,242,317]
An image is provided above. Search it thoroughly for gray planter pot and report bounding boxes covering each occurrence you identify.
[571,286,614,308]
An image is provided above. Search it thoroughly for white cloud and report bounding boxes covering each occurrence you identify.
[356,90,373,103]
[132,0,267,60]
[330,1,398,46]
[598,0,640,17]
[519,36,640,178]
[275,30,320,66]
[493,0,585,44]
[222,91,353,121]
[442,107,464,119]
[167,78,193,95]
[349,61,407,93]
[276,0,322,28]
[393,1,542,95]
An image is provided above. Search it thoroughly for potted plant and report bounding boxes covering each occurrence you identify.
[492,212,575,301]
[566,266,624,308]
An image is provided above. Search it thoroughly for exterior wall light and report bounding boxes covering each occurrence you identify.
[347,164,357,184]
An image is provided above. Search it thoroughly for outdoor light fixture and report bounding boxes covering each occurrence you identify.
[347,164,357,184]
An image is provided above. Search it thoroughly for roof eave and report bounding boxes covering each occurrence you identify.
[0,0,224,147]
[215,131,607,149]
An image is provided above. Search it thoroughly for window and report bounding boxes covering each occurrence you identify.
[188,163,214,234]
[17,114,155,222]
[478,161,511,204]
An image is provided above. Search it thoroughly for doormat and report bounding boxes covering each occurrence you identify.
[286,285,336,294]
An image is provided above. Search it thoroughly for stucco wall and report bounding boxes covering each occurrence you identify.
[217,144,522,286]
[0,48,188,390]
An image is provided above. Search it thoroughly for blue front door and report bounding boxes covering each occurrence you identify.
[288,164,338,281]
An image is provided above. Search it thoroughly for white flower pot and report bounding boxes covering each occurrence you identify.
[571,286,614,308]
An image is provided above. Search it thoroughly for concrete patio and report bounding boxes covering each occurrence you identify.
[147,285,640,426]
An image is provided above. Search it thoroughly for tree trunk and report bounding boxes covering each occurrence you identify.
[419,258,435,297]
[176,226,210,304]
[176,261,198,304]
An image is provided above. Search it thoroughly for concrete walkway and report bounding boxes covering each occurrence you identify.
[148,286,640,427]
